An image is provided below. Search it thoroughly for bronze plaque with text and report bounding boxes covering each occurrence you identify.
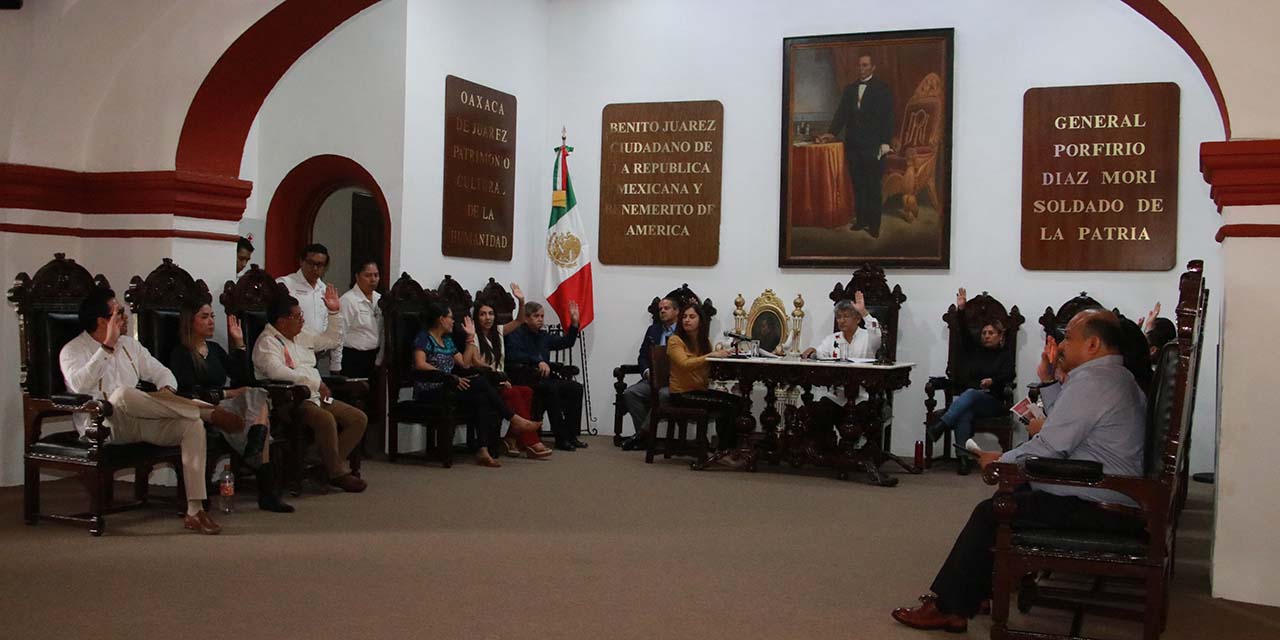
[442,75,516,260]
[1021,83,1179,270]
[599,100,723,265]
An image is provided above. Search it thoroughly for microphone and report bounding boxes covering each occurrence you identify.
[723,331,750,341]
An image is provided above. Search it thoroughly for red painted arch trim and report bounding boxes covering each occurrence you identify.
[263,154,391,277]
[0,223,239,243]
[0,163,251,220]
[1200,140,1280,209]
[176,0,382,176]
[1215,224,1280,243]
[1121,0,1230,139]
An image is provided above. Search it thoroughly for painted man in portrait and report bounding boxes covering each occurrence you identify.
[819,53,895,238]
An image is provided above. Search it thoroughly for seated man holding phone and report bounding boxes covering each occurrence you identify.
[253,290,368,492]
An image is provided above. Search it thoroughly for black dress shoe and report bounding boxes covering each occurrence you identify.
[621,435,645,451]
[570,438,589,449]
[555,440,577,452]
[957,456,972,476]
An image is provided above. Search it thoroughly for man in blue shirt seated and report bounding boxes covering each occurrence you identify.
[505,300,585,451]
[620,296,679,451]
[891,309,1148,633]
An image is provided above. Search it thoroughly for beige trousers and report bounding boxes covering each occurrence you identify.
[107,387,207,500]
[299,399,367,478]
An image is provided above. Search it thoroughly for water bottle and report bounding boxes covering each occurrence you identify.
[217,464,235,514]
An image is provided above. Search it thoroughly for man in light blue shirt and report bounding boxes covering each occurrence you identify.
[892,310,1148,633]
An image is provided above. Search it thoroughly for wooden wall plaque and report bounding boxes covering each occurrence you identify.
[1021,82,1179,271]
[442,75,516,260]
[599,100,723,265]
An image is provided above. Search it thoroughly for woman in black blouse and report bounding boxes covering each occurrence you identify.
[170,300,292,513]
[926,288,1015,474]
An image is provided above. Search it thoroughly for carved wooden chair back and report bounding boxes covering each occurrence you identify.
[380,273,433,395]
[1038,291,1106,341]
[219,266,288,384]
[125,258,212,368]
[437,274,474,345]
[649,283,717,325]
[943,291,1024,383]
[829,263,907,360]
[475,278,517,326]
[9,253,111,400]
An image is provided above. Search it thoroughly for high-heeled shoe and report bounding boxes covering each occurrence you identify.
[525,444,553,460]
[500,438,522,458]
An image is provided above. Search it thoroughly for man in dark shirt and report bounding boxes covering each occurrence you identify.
[818,52,894,237]
[505,300,585,451]
[620,296,679,451]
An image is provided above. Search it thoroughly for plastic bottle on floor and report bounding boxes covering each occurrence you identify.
[217,464,235,514]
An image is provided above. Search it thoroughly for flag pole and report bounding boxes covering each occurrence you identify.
[561,126,597,433]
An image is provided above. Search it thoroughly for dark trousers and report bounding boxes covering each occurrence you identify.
[931,488,1145,618]
[847,145,884,234]
[531,378,583,442]
[418,376,509,454]
[671,389,745,450]
[339,347,378,379]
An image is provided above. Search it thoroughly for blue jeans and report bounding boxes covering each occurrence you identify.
[940,389,1004,443]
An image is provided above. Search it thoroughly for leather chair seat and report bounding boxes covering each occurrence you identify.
[30,430,180,466]
[1012,528,1148,557]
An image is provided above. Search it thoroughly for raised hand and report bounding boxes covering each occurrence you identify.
[1143,302,1161,332]
[853,290,868,318]
[104,304,125,348]
[323,283,341,313]
[227,314,244,348]
[1037,336,1057,382]
[569,300,581,324]
[510,283,524,301]
[956,287,967,310]
[462,315,476,337]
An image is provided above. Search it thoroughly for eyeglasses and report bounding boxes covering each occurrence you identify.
[303,258,328,269]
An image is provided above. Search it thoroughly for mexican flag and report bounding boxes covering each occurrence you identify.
[543,140,595,328]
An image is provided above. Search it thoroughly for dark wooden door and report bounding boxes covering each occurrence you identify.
[350,192,384,283]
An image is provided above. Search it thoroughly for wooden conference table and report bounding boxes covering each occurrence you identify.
[699,355,918,486]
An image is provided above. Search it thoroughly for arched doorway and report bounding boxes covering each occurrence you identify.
[263,154,391,280]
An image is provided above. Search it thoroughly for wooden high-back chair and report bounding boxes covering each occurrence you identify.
[611,284,716,445]
[923,291,1024,467]
[643,345,711,465]
[9,253,183,535]
[381,273,463,465]
[984,260,1208,640]
[828,264,907,448]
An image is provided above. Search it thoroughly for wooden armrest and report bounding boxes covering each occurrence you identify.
[985,461,1161,515]
[924,376,951,398]
[1025,457,1103,481]
[614,363,643,380]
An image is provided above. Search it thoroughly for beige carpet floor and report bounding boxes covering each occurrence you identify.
[1,439,1277,640]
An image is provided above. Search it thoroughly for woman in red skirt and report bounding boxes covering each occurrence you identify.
[468,283,552,459]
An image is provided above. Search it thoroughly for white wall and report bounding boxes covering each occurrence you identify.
[312,187,367,289]
[400,0,552,287]
[3,0,277,170]
[245,0,408,275]
[545,0,1225,469]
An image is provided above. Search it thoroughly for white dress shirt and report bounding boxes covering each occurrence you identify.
[277,270,329,334]
[810,314,882,402]
[59,332,178,436]
[331,286,382,371]
[252,312,343,405]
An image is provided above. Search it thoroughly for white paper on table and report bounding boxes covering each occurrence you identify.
[846,357,876,363]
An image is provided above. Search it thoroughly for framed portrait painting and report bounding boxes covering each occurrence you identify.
[779,28,954,268]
